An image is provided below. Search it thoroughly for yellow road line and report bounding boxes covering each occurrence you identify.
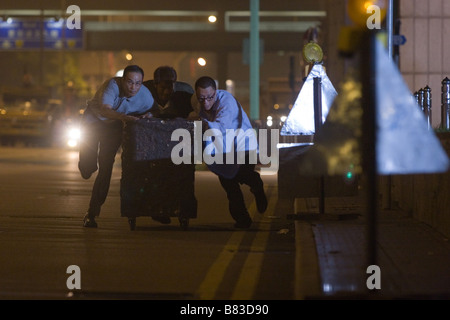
[197,186,275,300]
[230,228,269,300]
[231,188,276,300]
[197,231,246,300]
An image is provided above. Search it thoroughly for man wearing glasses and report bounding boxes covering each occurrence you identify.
[194,76,268,229]
[79,65,154,228]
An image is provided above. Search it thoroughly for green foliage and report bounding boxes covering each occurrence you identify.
[13,51,89,101]
[43,52,89,99]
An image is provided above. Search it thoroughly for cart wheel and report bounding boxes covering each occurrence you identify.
[179,217,189,230]
[128,218,136,231]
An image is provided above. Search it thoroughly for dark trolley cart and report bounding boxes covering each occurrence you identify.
[120,118,197,230]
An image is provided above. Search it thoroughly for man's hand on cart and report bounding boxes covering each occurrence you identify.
[140,112,154,119]
[121,114,141,123]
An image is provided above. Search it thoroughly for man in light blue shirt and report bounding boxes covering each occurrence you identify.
[195,76,267,229]
[79,65,154,228]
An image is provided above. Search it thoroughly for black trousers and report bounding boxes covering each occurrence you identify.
[218,164,264,222]
[78,120,123,216]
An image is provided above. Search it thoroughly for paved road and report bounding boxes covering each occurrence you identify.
[0,147,297,302]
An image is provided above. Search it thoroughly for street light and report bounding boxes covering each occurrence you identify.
[347,0,387,28]
[197,57,206,67]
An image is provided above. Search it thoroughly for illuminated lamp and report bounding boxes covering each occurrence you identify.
[347,0,387,28]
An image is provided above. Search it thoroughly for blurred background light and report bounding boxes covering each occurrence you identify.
[197,57,206,66]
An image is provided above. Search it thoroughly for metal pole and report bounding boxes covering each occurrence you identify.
[441,77,450,130]
[423,85,432,130]
[250,0,260,121]
[418,88,424,112]
[387,0,394,61]
[39,5,44,86]
[361,31,378,275]
[313,76,325,214]
[61,1,66,102]
[313,77,323,133]
[384,0,394,213]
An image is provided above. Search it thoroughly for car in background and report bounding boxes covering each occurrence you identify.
[0,85,82,148]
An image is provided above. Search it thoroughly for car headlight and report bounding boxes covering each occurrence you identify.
[66,127,81,147]
[67,127,81,139]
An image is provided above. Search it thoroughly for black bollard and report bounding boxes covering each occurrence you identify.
[418,88,424,112]
[423,85,432,130]
[441,77,450,130]
[414,91,419,106]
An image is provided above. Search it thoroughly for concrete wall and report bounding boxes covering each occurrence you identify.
[381,133,450,238]
[399,0,450,128]
[394,0,450,237]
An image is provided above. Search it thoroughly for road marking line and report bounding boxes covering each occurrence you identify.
[231,187,276,300]
[197,186,275,300]
[197,231,246,300]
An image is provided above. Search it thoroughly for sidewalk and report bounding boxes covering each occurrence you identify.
[292,197,450,299]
